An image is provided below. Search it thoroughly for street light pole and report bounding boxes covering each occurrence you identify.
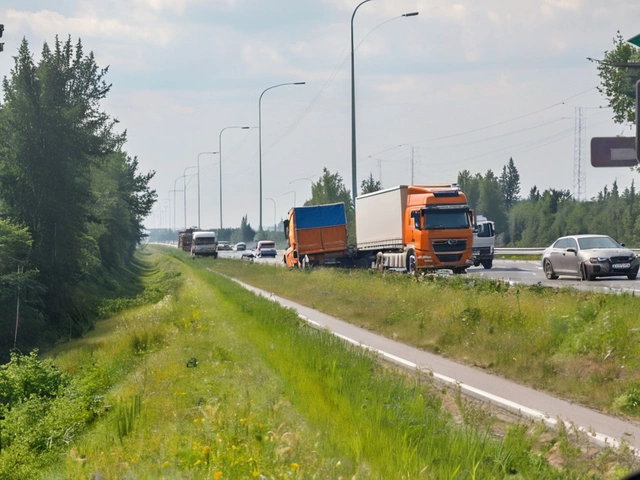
[284,190,296,207]
[351,0,372,208]
[259,82,305,231]
[183,166,198,229]
[197,151,218,229]
[267,197,276,233]
[350,4,419,207]
[219,126,250,230]
[173,175,186,231]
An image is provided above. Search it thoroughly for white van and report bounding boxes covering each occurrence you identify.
[191,231,218,258]
[472,215,495,269]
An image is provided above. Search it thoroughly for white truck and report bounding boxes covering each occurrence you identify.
[472,215,495,269]
[191,231,218,258]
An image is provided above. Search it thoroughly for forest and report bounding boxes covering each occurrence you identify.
[0,37,156,360]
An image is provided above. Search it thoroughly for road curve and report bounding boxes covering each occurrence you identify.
[228,275,640,453]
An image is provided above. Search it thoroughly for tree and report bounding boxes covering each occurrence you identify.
[361,173,382,194]
[477,170,507,233]
[306,168,355,241]
[237,215,256,243]
[457,170,480,210]
[595,31,640,125]
[0,220,46,359]
[0,36,156,335]
[499,157,520,211]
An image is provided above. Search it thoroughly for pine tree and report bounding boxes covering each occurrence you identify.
[499,157,521,211]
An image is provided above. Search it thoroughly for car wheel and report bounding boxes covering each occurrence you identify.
[544,260,558,280]
[581,263,595,281]
[628,273,638,280]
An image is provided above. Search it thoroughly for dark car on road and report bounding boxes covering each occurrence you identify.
[542,234,639,281]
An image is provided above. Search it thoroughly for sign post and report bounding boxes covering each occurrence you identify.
[636,80,639,161]
[591,137,638,167]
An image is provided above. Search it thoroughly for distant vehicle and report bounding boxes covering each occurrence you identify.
[541,234,639,281]
[472,215,495,269]
[191,231,218,259]
[255,240,277,258]
[217,241,232,251]
[234,242,247,251]
[178,228,197,251]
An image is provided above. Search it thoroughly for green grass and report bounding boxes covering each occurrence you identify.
[202,252,640,420]
[0,246,637,478]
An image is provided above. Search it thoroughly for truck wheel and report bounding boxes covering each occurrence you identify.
[481,259,493,269]
[452,267,467,274]
[213,252,218,259]
[406,251,417,274]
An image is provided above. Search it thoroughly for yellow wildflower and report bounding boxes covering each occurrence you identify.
[291,463,299,471]
[202,446,211,454]
[194,459,201,466]
[163,461,171,467]
[252,471,259,477]
[214,473,223,480]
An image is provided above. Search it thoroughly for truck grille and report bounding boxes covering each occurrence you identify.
[436,254,463,263]
[432,239,467,253]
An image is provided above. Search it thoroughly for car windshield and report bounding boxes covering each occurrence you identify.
[260,242,275,248]
[423,209,470,229]
[577,236,621,250]
[195,237,216,245]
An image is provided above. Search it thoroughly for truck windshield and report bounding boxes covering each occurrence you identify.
[423,209,470,229]
[477,223,494,238]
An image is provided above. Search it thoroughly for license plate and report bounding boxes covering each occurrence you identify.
[612,263,631,269]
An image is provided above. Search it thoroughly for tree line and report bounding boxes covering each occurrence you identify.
[0,37,156,360]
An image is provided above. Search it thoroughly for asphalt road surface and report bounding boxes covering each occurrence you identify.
[217,249,640,295]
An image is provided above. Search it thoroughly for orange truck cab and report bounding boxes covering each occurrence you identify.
[355,185,474,273]
[283,203,348,268]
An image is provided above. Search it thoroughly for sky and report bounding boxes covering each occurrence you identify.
[1,0,640,231]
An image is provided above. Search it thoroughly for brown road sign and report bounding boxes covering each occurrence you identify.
[590,137,638,167]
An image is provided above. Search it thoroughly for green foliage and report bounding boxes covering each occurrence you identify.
[306,167,356,241]
[500,157,521,211]
[0,351,69,408]
[595,31,640,125]
[360,172,382,194]
[0,219,47,356]
[0,36,157,349]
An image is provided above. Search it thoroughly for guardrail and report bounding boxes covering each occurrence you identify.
[495,248,544,256]
[495,248,640,255]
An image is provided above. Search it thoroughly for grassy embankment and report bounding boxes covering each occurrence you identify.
[1,245,635,478]
[206,253,640,420]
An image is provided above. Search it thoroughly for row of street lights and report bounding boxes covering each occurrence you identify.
[175,4,418,231]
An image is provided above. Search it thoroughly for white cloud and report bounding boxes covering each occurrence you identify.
[7,9,174,45]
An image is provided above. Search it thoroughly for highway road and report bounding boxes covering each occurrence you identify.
[216,249,640,295]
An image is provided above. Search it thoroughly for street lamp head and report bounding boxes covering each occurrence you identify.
[294,82,306,85]
[402,12,419,17]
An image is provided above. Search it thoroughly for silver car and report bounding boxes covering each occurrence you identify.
[542,234,639,281]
